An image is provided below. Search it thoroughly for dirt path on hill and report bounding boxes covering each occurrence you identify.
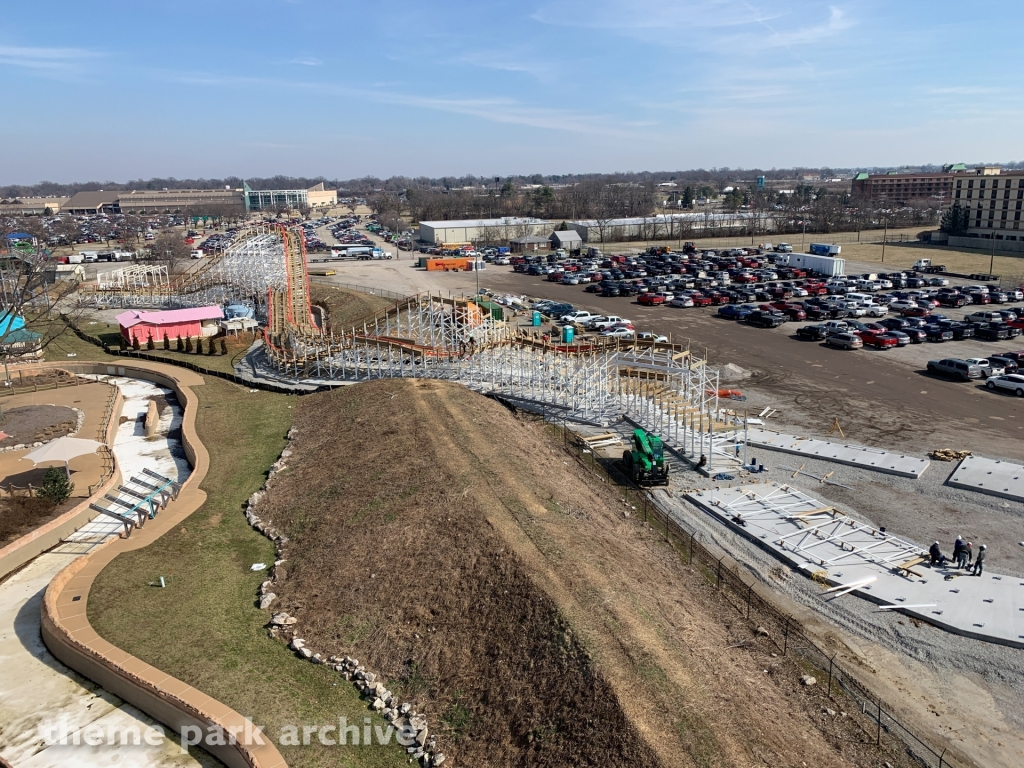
[258,380,922,768]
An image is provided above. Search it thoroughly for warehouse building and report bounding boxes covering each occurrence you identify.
[64,191,120,215]
[418,217,551,245]
[0,196,69,215]
[116,188,245,214]
[567,212,755,243]
[549,229,583,251]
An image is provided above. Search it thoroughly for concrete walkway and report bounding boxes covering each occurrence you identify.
[0,375,213,767]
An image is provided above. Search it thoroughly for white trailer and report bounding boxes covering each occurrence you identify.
[782,252,845,277]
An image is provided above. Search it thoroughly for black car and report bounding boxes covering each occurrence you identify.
[746,310,786,328]
[931,320,974,340]
[923,325,954,342]
[970,322,1011,341]
[796,324,828,340]
[878,318,909,331]
[937,293,969,308]
[901,327,927,343]
[988,322,1021,338]
[989,354,1021,373]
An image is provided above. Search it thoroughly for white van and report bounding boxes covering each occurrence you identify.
[845,292,873,305]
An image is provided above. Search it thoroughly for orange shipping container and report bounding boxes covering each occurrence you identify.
[425,257,475,271]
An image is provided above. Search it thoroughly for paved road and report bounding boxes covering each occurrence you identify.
[480,268,1024,460]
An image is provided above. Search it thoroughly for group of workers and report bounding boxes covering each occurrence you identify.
[929,536,987,576]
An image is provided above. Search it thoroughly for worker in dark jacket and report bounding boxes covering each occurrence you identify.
[972,544,987,576]
[929,541,946,565]
[952,536,964,562]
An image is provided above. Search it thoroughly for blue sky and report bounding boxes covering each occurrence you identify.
[2,1,1021,183]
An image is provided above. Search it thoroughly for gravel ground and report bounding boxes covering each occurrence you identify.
[650,452,1024,759]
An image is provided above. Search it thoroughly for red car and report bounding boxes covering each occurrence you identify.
[637,292,668,306]
[900,306,931,317]
[770,303,807,321]
[702,291,727,305]
[689,294,713,306]
[858,330,898,349]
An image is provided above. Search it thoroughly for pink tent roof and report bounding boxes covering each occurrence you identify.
[116,306,224,328]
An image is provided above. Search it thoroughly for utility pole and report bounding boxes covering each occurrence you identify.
[881,217,887,263]
[989,230,996,277]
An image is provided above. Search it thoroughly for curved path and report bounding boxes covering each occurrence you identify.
[0,361,286,768]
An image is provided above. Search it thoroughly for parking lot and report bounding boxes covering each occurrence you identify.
[475,265,1024,462]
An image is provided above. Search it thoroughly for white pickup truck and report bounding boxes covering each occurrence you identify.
[589,315,631,330]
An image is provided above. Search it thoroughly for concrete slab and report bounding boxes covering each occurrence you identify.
[947,455,1024,502]
[745,428,930,478]
[0,375,205,767]
[686,484,1024,649]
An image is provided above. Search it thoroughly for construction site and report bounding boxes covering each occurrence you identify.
[0,222,1020,768]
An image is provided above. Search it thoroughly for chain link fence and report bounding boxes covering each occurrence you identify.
[556,424,969,768]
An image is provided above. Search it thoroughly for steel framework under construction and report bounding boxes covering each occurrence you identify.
[79,224,290,313]
[74,222,745,469]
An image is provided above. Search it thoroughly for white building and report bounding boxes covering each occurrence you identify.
[567,212,760,243]
[418,217,551,245]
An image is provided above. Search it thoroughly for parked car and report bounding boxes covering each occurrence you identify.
[825,332,863,350]
[858,329,899,349]
[923,326,955,342]
[926,358,984,381]
[745,310,786,328]
[963,358,1006,378]
[601,326,635,338]
[970,322,1011,341]
[795,324,828,341]
[985,374,1024,396]
[637,292,669,306]
[669,296,694,308]
[988,354,1020,374]
[636,332,669,343]
[718,305,752,320]
[879,331,910,347]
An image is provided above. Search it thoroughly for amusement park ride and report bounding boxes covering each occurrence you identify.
[77,223,740,469]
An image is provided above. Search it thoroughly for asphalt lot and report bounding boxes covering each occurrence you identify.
[478,267,1024,461]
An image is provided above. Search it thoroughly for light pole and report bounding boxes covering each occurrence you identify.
[989,231,996,277]
[880,216,887,264]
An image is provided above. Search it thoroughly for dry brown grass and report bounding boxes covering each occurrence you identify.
[310,285,397,332]
[255,379,912,768]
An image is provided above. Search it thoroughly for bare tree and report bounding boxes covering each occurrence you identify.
[151,231,192,274]
[0,235,83,374]
[116,215,147,252]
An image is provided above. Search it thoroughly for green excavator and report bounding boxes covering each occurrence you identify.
[622,427,670,485]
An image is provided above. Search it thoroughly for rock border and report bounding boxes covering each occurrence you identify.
[244,428,448,768]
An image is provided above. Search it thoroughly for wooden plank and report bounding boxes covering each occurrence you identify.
[790,506,834,518]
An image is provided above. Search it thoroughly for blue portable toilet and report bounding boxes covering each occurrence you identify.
[563,325,574,343]
[532,310,542,326]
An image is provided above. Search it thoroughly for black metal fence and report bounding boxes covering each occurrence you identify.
[559,427,968,768]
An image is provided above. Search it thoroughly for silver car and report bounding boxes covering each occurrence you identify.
[985,374,1024,397]
[964,358,1006,378]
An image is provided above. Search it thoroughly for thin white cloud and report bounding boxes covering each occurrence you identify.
[531,0,777,30]
[0,44,100,70]
[926,86,1000,96]
[290,57,322,67]
[160,69,634,137]
[751,5,853,48]
[456,50,557,83]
